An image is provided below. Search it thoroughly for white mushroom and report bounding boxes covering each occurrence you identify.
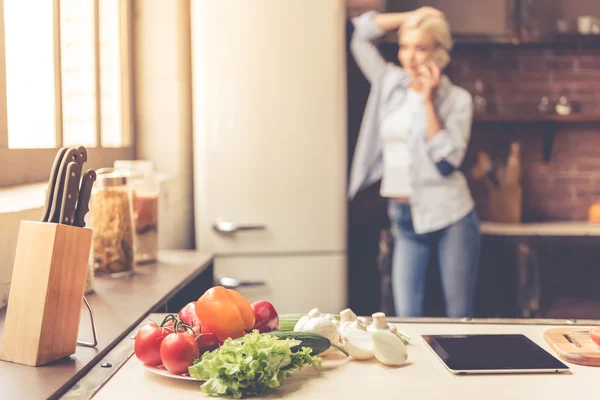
[372,330,408,366]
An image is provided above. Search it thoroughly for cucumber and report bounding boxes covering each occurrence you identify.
[267,331,331,356]
[267,330,348,357]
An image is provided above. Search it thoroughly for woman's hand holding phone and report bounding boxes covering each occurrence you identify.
[416,61,441,103]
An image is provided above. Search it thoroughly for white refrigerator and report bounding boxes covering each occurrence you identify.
[191,0,348,314]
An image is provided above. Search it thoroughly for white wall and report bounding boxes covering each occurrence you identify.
[133,0,194,250]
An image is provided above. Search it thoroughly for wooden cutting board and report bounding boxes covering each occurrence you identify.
[544,327,600,367]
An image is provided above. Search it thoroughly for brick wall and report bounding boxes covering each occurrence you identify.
[447,48,600,115]
[447,46,600,222]
[446,46,600,317]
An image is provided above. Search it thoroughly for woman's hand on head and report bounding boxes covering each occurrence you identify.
[416,61,441,103]
[412,6,444,21]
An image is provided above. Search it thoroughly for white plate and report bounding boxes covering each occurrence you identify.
[143,364,199,381]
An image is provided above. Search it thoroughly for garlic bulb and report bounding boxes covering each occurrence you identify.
[372,330,408,366]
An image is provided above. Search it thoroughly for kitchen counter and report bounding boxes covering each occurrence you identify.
[0,250,214,400]
[481,221,600,236]
[479,221,600,318]
[89,315,600,400]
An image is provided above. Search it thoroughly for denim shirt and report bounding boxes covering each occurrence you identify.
[348,11,475,234]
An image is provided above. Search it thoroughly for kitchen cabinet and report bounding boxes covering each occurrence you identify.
[214,255,346,314]
[384,0,600,44]
[480,221,600,319]
[520,0,600,42]
[385,0,519,43]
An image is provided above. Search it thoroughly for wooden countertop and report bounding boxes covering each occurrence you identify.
[0,250,213,400]
[481,221,600,237]
[93,318,600,400]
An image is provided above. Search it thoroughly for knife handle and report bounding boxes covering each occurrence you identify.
[77,146,88,163]
[59,162,81,225]
[48,148,80,223]
[73,170,97,228]
[41,147,69,222]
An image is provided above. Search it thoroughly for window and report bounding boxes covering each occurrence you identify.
[0,0,133,188]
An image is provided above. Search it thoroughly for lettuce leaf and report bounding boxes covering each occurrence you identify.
[188,330,322,398]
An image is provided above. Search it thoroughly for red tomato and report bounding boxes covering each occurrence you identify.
[160,332,199,375]
[179,302,201,327]
[134,322,171,366]
[250,300,279,333]
[591,327,600,347]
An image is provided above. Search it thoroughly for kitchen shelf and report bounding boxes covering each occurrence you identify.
[382,32,600,48]
[473,114,600,162]
[474,114,600,123]
[455,33,600,49]
[520,33,600,49]
[480,221,600,237]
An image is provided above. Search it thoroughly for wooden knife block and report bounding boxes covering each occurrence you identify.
[486,183,523,223]
[0,221,93,366]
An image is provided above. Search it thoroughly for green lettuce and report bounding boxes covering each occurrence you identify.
[188,330,322,398]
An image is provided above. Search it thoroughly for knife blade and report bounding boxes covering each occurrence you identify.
[41,147,69,222]
[59,162,82,225]
[48,148,80,223]
[73,169,97,228]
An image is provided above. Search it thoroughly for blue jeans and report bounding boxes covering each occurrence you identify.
[388,201,481,318]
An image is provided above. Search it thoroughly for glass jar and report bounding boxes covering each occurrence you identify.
[114,160,159,264]
[473,79,488,115]
[90,168,135,277]
[84,262,95,294]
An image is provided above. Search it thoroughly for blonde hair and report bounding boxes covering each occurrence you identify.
[398,15,453,68]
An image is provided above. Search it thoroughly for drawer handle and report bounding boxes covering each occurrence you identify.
[218,276,267,289]
[213,219,266,236]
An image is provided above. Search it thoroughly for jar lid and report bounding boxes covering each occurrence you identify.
[114,160,154,176]
[96,167,128,187]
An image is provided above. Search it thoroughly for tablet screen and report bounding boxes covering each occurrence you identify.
[422,334,569,373]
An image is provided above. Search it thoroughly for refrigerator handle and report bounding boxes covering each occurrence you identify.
[213,218,267,236]
[217,276,267,289]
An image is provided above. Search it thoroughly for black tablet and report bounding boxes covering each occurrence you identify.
[422,334,570,374]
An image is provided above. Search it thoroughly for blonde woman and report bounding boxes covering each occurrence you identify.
[348,7,480,318]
